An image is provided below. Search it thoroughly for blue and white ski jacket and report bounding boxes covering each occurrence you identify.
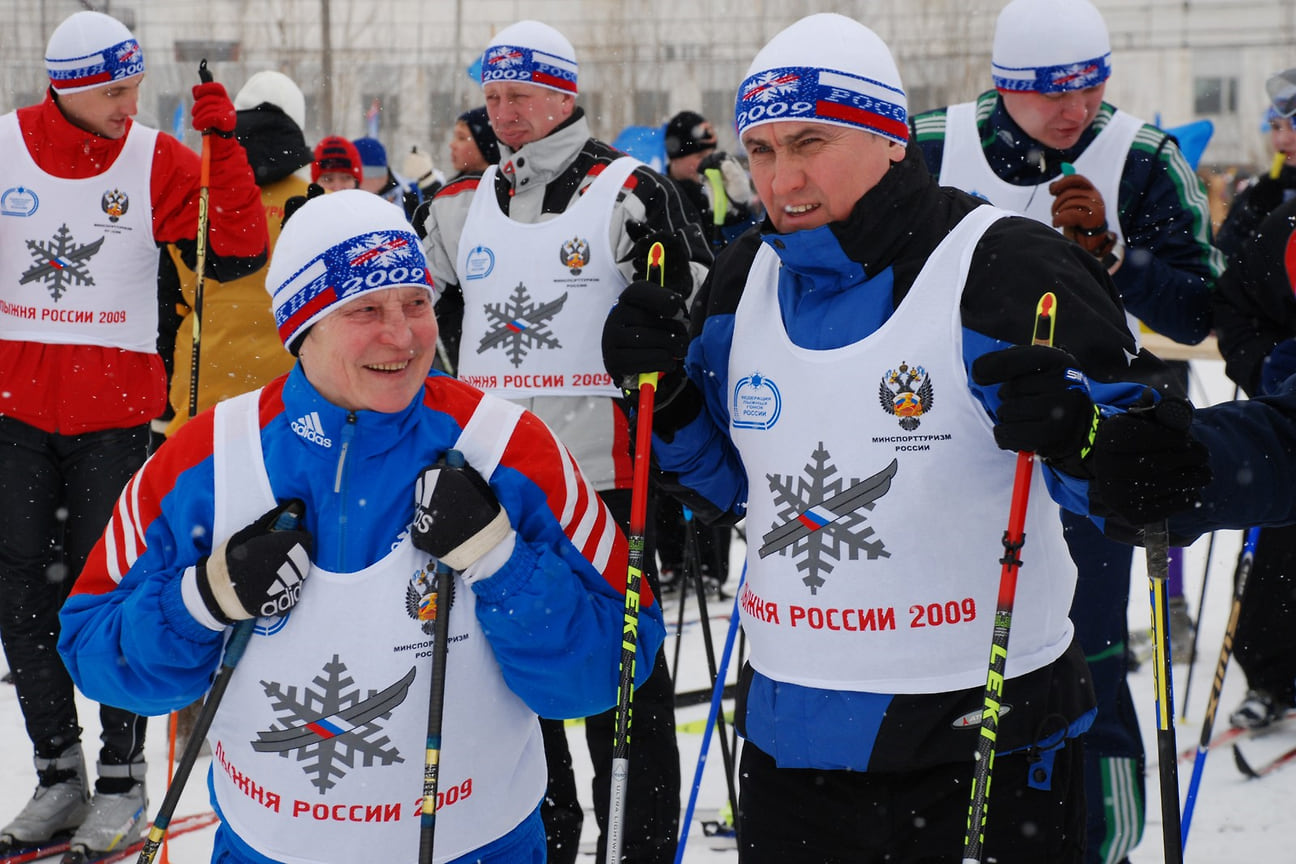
[59,364,664,864]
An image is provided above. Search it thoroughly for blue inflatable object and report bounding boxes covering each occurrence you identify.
[611,125,667,173]
[1162,118,1214,169]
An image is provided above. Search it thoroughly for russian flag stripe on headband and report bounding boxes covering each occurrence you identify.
[271,228,429,346]
[47,38,144,90]
[735,65,907,145]
[481,45,577,93]
[992,53,1112,93]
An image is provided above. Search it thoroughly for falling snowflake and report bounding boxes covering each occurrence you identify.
[252,655,413,793]
[20,224,103,301]
[476,282,567,367]
[761,443,895,594]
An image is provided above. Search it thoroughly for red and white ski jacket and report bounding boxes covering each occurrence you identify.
[0,92,267,435]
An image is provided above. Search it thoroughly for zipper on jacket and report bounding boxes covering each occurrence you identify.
[333,413,357,568]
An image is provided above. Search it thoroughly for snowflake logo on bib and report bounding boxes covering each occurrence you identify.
[759,443,896,594]
[477,281,567,367]
[253,655,413,793]
[20,224,104,301]
[878,361,934,431]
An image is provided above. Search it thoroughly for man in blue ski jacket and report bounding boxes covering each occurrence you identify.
[908,1,1225,857]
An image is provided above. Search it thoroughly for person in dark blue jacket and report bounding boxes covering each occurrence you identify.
[909,2,1225,856]
[601,12,1210,863]
[57,190,665,864]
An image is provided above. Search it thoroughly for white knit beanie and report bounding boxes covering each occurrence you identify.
[234,71,307,131]
[45,11,144,95]
[735,13,907,146]
[481,20,578,95]
[991,0,1112,93]
[267,190,434,352]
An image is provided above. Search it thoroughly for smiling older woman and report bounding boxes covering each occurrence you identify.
[56,190,665,864]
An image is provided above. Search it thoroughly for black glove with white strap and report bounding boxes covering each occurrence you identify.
[412,456,515,578]
[196,499,312,624]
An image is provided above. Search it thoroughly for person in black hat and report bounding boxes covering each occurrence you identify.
[663,110,761,251]
[450,106,500,178]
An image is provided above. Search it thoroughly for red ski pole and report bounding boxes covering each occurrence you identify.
[607,240,667,863]
[963,292,1057,863]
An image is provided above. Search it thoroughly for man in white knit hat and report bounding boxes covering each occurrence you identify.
[910,2,1226,859]
[420,18,710,864]
[602,11,1212,861]
[0,10,267,859]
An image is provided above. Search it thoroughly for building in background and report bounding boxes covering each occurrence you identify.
[2,0,1290,186]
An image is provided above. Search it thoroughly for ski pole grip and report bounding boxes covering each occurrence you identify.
[222,500,305,669]
[198,58,212,85]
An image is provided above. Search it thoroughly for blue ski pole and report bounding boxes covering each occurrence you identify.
[674,566,745,864]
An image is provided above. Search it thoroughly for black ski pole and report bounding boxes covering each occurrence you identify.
[187,59,214,420]
[683,507,739,839]
[1180,383,1235,719]
[137,500,304,864]
[418,450,463,864]
[671,519,688,681]
[1145,518,1184,864]
[1181,525,1260,849]
[1178,527,1216,719]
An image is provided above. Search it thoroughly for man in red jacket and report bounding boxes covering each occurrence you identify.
[0,10,267,859]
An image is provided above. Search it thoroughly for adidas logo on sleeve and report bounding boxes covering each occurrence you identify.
[291,412,333,448]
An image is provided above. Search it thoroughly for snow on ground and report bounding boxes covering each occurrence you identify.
[1,357,1292,863]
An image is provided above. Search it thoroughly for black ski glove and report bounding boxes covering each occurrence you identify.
[621,223,695,292]
[603,281,689,387]
[970,345,1101,471]
[282,183,325,229]
[196,500,311,624]
[412,456,514,574]
[1247,175,1285,218]
[1086,396,1212,526]
[601,281,703,437]
[1260,337,1296,396]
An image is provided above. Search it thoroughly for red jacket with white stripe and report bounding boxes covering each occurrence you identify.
[0,92,267,434]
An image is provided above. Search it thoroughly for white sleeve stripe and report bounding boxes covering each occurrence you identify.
[588,508,616,574]
[454,395,525,479]
[546,422,580,528]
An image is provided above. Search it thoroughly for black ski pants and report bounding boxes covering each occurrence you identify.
[738,737,1085,863]
[1236,522,1296,705]
[0,416,149,770]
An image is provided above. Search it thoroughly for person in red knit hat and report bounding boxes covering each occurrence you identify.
[312,135,363,192]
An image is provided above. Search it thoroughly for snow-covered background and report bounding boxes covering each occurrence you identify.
[0,356,1288,863]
